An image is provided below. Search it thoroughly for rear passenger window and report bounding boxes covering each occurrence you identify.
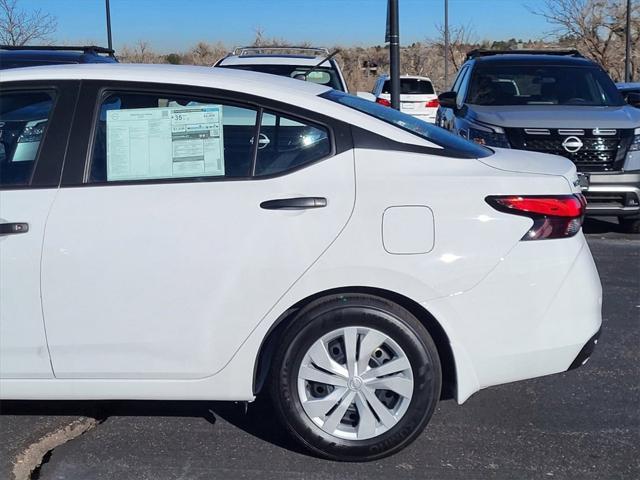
[0,91,55,187]
[254,111,331,176]
[89,92,258,182]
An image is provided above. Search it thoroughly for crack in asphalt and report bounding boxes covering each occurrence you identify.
[12,416,105,480]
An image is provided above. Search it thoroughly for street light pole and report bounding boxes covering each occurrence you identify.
[444,0,449,87]
[388,0,401,110]
[624,0,632,82]
[105,0,113,52]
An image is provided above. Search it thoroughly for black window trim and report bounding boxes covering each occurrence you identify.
[0,82,75,191]
[64,80,350,188]
[457,66,473,108]
[450,64,469,93]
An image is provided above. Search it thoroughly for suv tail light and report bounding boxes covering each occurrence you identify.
[486,194,586,240]
[376,97,391,107]
[425,99,439,108]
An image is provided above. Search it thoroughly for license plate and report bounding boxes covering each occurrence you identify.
[401,102,415,110]
[577,173,590,191]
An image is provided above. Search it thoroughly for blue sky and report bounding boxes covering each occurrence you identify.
[24,0,551,52]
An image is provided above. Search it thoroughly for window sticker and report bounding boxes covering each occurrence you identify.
[106,104,224,181]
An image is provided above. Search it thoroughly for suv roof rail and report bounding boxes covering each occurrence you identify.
[231,46,330,57]
[466,49,583,60]
[0,45,115,56]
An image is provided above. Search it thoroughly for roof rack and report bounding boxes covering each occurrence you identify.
[0,45,115,56]
[466,49,583,61]
[231,46,330,57]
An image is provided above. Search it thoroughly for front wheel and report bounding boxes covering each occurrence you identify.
[270,294,441,461]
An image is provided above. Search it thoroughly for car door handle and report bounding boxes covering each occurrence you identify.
[0,222,29,235]
[260,197,327,210]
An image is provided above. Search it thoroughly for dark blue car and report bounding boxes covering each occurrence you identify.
[0,45,117,69]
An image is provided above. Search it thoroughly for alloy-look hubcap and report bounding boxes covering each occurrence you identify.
[297,326,414,440]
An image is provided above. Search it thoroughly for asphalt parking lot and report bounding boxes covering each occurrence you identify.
[1,217,638,480]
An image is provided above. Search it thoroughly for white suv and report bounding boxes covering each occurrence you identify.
[0,64,601,461]
[215,46,349,92]
[372,74,439,123]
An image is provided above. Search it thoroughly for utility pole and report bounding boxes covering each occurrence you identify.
[624,0,632,82]
[444,0,449,88]
[387,0,401,110]
[105,0,113,52]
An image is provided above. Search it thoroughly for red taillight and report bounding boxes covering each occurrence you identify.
[486,194,586,240]
[490,196,584,217]
[425,99,439,108]
[376,97,391,107]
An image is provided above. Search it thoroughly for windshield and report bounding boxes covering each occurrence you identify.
[322,90,491,158]
[219,64,344,91]
[382,78,434,95]
[467,65,625,106]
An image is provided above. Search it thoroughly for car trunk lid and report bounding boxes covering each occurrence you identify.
[478,147,578,184]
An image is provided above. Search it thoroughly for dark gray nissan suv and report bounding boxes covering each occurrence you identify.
[436,50,640,233]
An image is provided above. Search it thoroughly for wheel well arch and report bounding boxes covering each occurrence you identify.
[253,286,457,400]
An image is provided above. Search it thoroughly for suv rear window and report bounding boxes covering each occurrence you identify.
[382,78,434,95]
[467,64,625,106]
[322,90,491,158]
[218,64,344,91]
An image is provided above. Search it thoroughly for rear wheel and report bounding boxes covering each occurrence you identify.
[270,294,441,461]
[619,217,640,234]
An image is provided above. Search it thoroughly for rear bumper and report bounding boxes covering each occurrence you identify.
[584,171,640,217]
[567,327,601,370]
[428,234,603,403]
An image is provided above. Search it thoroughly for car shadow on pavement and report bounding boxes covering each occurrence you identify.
[0,396,309,456]
[0,399,219,428]
[582,216,626,234]
[209,396,310,455]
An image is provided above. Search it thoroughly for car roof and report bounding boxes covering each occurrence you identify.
[472,54,595,67]
[0,49,117,65]
[217,55,332,67]
[1,63,435,148]
[1,63,330,94]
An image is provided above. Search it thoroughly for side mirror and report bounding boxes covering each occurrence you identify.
[625,92,640,108]
[356,91,376,102]
[438,91,457,109]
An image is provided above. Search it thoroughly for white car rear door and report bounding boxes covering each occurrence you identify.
[41,83,355,379]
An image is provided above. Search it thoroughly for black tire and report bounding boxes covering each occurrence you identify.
[269,293,441,461]
[619,217,640,234]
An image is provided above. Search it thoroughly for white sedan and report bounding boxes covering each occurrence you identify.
[0,64,601,461]
[372,74,440,123]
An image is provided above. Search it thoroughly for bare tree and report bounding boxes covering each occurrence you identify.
[0,0,56,46]
[186,41,227,65]
[252,26,266,47]
[531,0,639,80]
[435,23,477,72]
[248,25,308,49]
